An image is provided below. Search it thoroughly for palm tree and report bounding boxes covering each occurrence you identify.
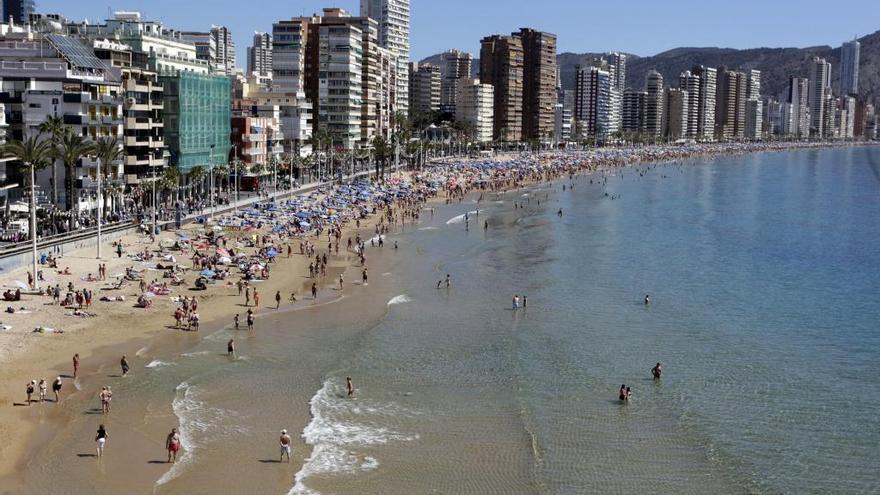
[186,166,206,201]
[57,130,95,230]
[2,136,53,288]
[160,166,181,206]
[370,135,390,180]
[93,137,123,217]
[38,115,65,205]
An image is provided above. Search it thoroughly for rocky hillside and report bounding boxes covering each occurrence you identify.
[423,30,880,104]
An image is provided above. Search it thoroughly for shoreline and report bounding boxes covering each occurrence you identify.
[0,142,875,491]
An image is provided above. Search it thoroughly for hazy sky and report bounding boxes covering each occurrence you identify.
[40,0,879,64]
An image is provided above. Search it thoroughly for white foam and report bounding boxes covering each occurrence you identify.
[446,210,479,225]
[180,350,213,358]
[135,346,149,357]
[417,226,438,231]
[288,379,417,495]
[156,382,244,487]
[387,294,410,306]
[145,360,174,369]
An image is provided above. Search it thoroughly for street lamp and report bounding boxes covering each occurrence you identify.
[209,144,215,221]
[96,156,103,259]
[26,161,38,290]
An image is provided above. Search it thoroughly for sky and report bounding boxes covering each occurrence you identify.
[38,0,880,65]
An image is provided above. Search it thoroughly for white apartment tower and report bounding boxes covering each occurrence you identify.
[455,78,494,143]
[784,76,810,138]
[679,70,700,139]
[809,57,831,138]
[644,70,664,139]
[692,65,716,141]
[247,32,272,77]
[607,52,626,91]
[318,23,363,149]
[212,25,236,75]
[439,49,473,114]
[839,39,860,97]
[361,0,410,117]
[575,65,616,139]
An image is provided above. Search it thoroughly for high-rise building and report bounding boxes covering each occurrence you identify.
[714,67,746,141]
[575,64,615,139]
[515,28,557,141]
[622,90,646,133]
[607,52,626,91]
[271,17,314,94]
[784,77,810,138]
[211,25,235,75]
[839,39,860,97]
[247,32,272,78]
[745,69,762,140]
[409,62,441,116]
[763,97,782,137]
[692,65,716,141]
[454,78,494,143]
[664,87,688,140]
[809,56,831,138]
[360,0,410,117]
[554,89,574,143]
[644,70,664,139]
[679,71,700,139]
[480,34,523,142]
[439,49,473,114]
[2,0,33,25]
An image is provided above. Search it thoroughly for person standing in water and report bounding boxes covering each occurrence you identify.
[95,424,108,457]
[619,384,627,401]
[644,294,650,305]
[346,377,354,397]
[52,376,62,402]
[279,429,292,463]
[120,355,130,377]
[227,339,235,357]
[165,427,181,463]
[362,268,368,285]
[234,314,240,330]
[73,353,80,379]
[445,274,451,288]
[651,363,662,379]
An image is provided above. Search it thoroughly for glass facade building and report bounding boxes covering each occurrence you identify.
[160,72,231,171]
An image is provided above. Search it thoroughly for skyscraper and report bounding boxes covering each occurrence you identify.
[575,64,614,139]
[692,65,716,141]
[784,77,810,138]
[455,78,494,143]
[2,0,34,25]
[839,39,860,97]
[622,90,646,133]
[247,32,272,78]
[361,0,410,117]
[714,67,746,141]
[439,49,473,115]
[409,62,441,116]
[212,25,236,75]
[607,52,626,91]
[515,28,557,141]
[664,87,688,140]
[809,56,831,138]
[480,34,523,142]
[644,70,664,139]
[679,70,700,139]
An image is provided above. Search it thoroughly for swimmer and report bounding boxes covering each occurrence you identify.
[644,294,650,305]
[227,339,235,357]
[619,384,627,401]
[445,274,451,288]
[651,363,662,379]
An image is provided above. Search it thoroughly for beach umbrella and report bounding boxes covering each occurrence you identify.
[200,269,216,278]
[14,280,28,289]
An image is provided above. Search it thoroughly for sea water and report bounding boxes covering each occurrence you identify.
[15,147,880,495]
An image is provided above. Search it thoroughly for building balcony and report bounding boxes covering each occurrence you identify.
[125,117,151,130]
[101,115,120,124]
[63,92,89,103]
[63,114,85,125]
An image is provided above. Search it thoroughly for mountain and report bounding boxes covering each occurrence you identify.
[422,30,880,104]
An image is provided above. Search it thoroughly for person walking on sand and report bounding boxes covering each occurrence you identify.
[25,380,35,405]
[280,429,292,463]
[95,424,108,457]
[100,387,110,414]
[275,290,282,309]
[38,378,47,402]
[52,376,62,402]
[120,355,130,377]
[253,289,260,308]
[346,376,354,397]
[166,427,181,463]
[246,309,254,330]
[311,282,318,300]
[234,314,240,330]
[227,339,235,357]
[362,268,368,286]
[338,273,344,291]
[244,287,251,307]
[73,353,80,379]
